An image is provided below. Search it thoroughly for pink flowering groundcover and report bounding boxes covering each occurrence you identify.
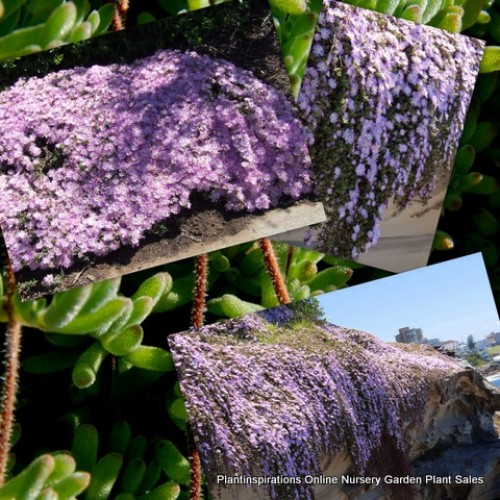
[168,306,461,500]
[277,0,484,269]
[0,1,318,300]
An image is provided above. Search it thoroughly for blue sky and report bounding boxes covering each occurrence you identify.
[317,253,500,344]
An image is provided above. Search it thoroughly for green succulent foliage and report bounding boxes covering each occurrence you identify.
[0,241,356,392]
[204,241,353,318]
[444,72,499,215]
[69,421,187,499]
[431,0,500,306]
[0,0,115,61]
[0,421,188,499]
[441,71,500,261]
[2,274,175,388]
[272,0,321,98]
[0,453,90,499]
[166,383,189,432]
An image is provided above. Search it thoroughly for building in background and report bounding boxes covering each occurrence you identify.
[395,326,423,344]
[441,339,459,352]
[487,332,500,346]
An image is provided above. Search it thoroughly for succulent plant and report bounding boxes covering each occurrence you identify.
[1,0,500,498]
[0,0,115,61]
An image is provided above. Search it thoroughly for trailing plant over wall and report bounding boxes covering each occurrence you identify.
[169,311,460,500]
[297,0,483,258]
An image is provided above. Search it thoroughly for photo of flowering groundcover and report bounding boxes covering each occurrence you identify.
[169,256,500,500]
[276,0,484,272]
[0,0,323,300]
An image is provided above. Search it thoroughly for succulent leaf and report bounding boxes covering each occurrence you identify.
[71,424,99,472]
[207,294,264,318]
[124,346,174,372]
[0,454,55,499]
[155,440,190,486]
[84,453,123,500]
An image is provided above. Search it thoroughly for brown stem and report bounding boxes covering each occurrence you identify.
[0,260,22,486]
[190,254,208,329]
[188,427,202,500]
[285,244,295,278]
[188,253,208,500]
[259,239,291,305]
[111,0,129,31]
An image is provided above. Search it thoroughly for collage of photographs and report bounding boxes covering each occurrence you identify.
[0,0,499,499]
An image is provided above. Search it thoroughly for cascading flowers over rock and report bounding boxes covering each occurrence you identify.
[298,0,484,258]
[169,310,459,500]
[0,49,312,272]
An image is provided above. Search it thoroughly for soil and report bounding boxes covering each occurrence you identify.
[15,195,324,301]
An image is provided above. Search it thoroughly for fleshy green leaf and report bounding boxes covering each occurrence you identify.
[120,458,146,495]
[93,3,115,36]
[72,342,108,388]
[45,453,76,486]
[108,421,132,456]
[102,324,143,356]
[49,472,90,497]
[401,4,423,22]
[306,266,354,292]
[72,0,91,25]
[78,278,121,316]
[138,481,180,500]
[23,350,81,374]
[125,346,174,372]
[480,46,500,73]
[207,294,264,318]
[461,0,483,30]
[126,297,154,327]
[40,2,77,47]
[58,297,132,334]
[71,425,99,473]
[84,453,123,500]
[86,9,100,32]
[0,24,45,60]
[132,273,172,307]
[0,455,55,499]
[422,0,444,23]
[41,286,93,330]
[155,441,190,486]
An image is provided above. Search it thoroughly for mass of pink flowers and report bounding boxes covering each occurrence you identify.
[0,49,312,272]
[169,310,459,499]
[298,0,483,258]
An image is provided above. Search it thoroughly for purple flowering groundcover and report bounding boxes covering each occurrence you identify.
[168,308,461,500]
[282,0,484,266]
[0,2,317,300]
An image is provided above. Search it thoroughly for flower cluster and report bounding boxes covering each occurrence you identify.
[0,49,312,272]
[169,312,459,500]
[298,1,484,258]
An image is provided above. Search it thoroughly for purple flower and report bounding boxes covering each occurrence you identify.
[169,311,460,500]
[0,49,312,272]
[297,0,484,258]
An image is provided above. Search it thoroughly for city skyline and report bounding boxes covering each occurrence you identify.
[317,253,500,344]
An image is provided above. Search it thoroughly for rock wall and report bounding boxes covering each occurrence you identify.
[169,313,500,500]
